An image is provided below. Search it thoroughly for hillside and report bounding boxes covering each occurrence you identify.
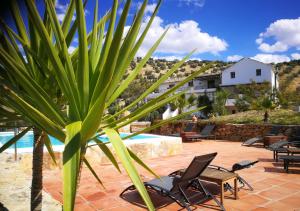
[120,58,300,106]
[205,109,300,125]
[127,58,230,80]
[277,60,300,93]
[128,58,300,93]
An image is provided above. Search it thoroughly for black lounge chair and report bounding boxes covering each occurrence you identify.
[267,140,300,161]
[278,155,300,173]
[120,152,225,211]
[182,125,216,142]
[171,160,258,193]
[170,122,195,137]
[242,126,281,146]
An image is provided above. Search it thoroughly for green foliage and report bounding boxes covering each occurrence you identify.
[187,94,197,107]
[208,109,300,125]
[0,1,210,210]
[120,78,152,105]
[212,89,230,116]
[197,94,212,116]
[234,97,250,112]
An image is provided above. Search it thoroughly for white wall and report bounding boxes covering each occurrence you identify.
[221,58,275,88]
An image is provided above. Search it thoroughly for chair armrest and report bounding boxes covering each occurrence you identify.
[169,168,185,176]
[208,165,231,172]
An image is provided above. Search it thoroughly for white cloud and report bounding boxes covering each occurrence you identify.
[56,0,74,22]
[133,16,228,57]
[252,54,290,64]
[153,55,184,61]
[291,53,300,60]
[68,46,76,53]
[258,42,288,53]
[144,3,156,14]
[179,0,206,7]
[257,17,300,53]
[153,55,202,61]
[55,0,88,22]
[255,38,263,45]
[227,55,243,62]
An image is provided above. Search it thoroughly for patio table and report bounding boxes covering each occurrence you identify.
[263,135,288,147]
[200,168,238,205]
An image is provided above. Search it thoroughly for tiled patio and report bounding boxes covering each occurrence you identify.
[43,140,300,211]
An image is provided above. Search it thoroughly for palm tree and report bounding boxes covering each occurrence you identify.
[0,0,211,210]
[31,128,44,211]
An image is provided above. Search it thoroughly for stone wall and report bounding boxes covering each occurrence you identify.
[18,136,182,170]
[151,120,300,142]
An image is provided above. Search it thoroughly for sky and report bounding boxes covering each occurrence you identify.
[1,0,300,63]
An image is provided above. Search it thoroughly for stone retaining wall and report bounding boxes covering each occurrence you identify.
[151,120,300,142]
[18,135,182,170]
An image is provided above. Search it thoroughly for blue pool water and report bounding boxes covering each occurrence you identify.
[0,131,158,149]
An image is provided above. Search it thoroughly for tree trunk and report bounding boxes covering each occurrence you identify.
[31,128,45,211]
[264,111,269,123]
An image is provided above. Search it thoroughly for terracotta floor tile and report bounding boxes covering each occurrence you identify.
[42,141,300,210]
[251,207,273,211]
[259,189,285,200]
[279,194,300,207]
[240,194,269,206]
[265,200,300,211]
[74,203,96,211]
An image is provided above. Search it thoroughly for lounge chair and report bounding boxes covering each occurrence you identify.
[181,124,216,142]
[120,152,225,211]
[242,125,281,147]
[278,155,300,173]
[170,122,195,137]
[267,140,300,161]
[171,160,258,192]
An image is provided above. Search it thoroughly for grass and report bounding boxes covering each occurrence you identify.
[207,109,300,125]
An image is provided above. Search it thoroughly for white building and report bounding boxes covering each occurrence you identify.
[221,57,278,89]
[146,58,278,114]
[147,73,220,101]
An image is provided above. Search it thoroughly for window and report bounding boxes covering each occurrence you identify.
[207,80,215,88]
[256,69,261,76]
[188,81,194,87]
[230,72,235,79]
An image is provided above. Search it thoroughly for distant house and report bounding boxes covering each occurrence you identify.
[221,58,278,113]
[147,71,221,102]
[146,58,278,114]
[221,57,278,89]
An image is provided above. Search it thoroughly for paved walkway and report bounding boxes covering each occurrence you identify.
[0,153,61,211]
[44,141,300,211]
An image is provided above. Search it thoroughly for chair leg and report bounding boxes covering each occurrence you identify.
[238,176,254,191]
[284,160,289,173]
[224,183,234,194]
[178,196,192,211]
[196,180,226,211]
[206,189,226,211]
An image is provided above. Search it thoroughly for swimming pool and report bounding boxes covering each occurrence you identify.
[0,131,158,150]
[1,131,182,168]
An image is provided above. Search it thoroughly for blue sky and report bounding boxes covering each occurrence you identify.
[2,0,300,63]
